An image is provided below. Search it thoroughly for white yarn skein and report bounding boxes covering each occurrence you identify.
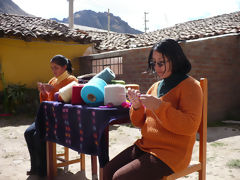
[59,81,79,103]
[104,84,126,106]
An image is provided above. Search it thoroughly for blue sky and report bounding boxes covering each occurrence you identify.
[12,0,240,32]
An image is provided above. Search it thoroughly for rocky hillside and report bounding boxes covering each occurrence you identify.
[0,0,29,16]
[1,1,142,34]
[51,10,142,34]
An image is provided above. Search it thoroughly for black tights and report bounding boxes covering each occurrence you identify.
[24,122,46,176]
[103,144,173,180]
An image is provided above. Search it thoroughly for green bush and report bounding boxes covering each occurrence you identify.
[0,91,3,112]
[5,84,27,114]
[21,88,40,115]
[0,84,40,115]
[0,71,9,113]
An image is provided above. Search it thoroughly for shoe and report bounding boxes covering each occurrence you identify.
[26,170,37,175]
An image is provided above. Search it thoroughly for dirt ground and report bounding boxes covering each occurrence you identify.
[0,115,240,180]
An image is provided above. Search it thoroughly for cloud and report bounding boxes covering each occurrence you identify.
[12,0,69,19]
[12,0,240,32]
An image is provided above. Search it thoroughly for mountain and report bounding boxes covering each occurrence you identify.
[52,10,142,34]
[0,0,29,16]
[0,0,142,34]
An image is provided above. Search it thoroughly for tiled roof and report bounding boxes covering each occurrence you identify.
[1,11,240,51]
[85,31,140,51]
[87,11,240,51]
[0,13,92,43]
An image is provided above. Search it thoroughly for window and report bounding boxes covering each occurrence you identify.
[92,57,123,75]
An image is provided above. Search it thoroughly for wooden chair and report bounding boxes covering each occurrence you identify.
[52,144,85,176]
[162,78,208,180]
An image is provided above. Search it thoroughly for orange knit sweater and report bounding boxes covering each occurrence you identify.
[130,76,203,172]
[39,75,78,103]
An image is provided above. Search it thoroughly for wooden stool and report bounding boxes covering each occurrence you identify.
[53,144,85,177]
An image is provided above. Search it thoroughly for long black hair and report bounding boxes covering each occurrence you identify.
[50,55,73,74]
[147,39,191,74]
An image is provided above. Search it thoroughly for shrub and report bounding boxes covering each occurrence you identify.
[0,84,40,115]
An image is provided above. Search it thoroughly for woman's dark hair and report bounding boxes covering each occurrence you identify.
[147,39,191,74]
[50,55,73,74]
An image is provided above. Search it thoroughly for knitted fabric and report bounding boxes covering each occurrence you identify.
[130,76,203,172]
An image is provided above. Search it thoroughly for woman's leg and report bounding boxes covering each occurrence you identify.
[34,132,47,177]
[24,122,37,173]
[112,150,174,180]
[103,144,145,180]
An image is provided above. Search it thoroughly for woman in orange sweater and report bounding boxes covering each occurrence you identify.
[103,39,203,180]
[24,55,78,177]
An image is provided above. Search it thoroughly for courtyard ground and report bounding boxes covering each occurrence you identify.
[0,115,240,180]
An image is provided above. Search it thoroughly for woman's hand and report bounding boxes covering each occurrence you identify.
[127,88,142,110]
[140,94,162,111]
[43,84,54,93]
[37,82,48,96]
[37,82,44,92]
[37,82,54,93]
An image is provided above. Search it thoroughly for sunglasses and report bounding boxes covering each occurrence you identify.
[150,60,167,68]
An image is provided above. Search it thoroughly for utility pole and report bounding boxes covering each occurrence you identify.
[144,12,149,33]
[107,9,110,40]
[68,0,74,29]
[108,9,110,33]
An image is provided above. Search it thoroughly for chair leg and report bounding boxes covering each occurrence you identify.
[199,169,206,180]
[91,155,98,180]
[64,147,69,161]
[52,143,57,177]
[100,168,103,180]
[63,147,69,172]
[80,153,85,171]
[47,142,57,177]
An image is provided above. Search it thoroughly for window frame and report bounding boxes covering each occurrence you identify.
[92,56,123,75]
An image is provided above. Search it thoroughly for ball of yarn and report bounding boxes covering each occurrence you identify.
[81,77,107,106]
[59,81,79,103]
[54,92,59,101]
[121,101,131,108]
[110,80,126,85]
[71,84,85,105]
[93,67,115,83]
[77,73,96,84]
[104,84,126,106]
[54,92,64,102]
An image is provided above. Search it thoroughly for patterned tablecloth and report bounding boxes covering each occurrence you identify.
[35,101,130,167]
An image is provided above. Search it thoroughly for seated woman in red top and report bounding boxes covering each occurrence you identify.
[103,39,203,180]
[24,55,78,177]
